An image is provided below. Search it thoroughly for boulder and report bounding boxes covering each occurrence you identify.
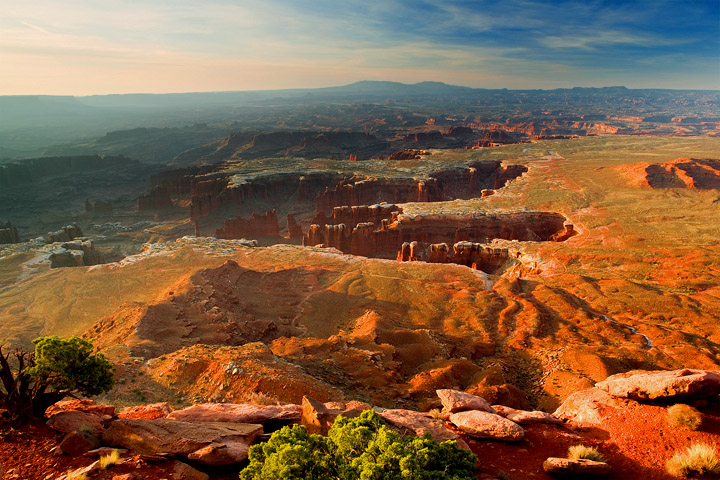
[436,389,495,415]
[59,430,102,456]
[301,396,369,435]
[543,457,611,477]
[595,369,720,400]
[171,460,210,480]
[46,410,112,435]
[553,387,624,427]
[492,405,563,425]
[102,418,262,465]
[379,409,470,450]
[118,402,172,420]
[167,403,300,425]
[448,410,524,441]
[46,399,115,417]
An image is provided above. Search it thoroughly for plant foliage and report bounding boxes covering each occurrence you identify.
[240,410,476,480]
[0,336,114,423]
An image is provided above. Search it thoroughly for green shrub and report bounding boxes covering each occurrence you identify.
[0,336,114,422]
[567,444,606,462]
[667,443,720,477]
[240,410,476,480]
[667,404,702,430]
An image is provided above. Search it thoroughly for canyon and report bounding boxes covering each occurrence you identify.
[1,83,719,479]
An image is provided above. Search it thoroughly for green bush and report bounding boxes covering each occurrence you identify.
[26,336,114,396]
[0,336,114,422]
[240,410,476,480]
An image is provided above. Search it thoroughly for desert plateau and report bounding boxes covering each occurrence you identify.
[1,1,719,479]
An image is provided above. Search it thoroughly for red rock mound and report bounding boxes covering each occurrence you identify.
[618,158,720,189]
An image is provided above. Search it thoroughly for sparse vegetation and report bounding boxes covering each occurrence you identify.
[567,444,607,463]
[99,449,121,469]
[666,443,720,477]
[240,410,476,480]
[428,408,445,422]
[64,471,88,480]
[0,336,114,423]
[667,404,702,430]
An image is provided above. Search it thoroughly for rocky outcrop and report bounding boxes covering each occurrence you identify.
[436,389,495,415]
[214,209,280,239]
[378,409,469,449]
[448,410,524,441]
[286,214,303,239]
[0,219,20,244]
[138,187,173,210]
[59,431,102,456]
[618,158,720,189]
[102,418,263,465]
[492,405,563,425]
[595,368,720,400]
[168,403,301,426]
[301,396,369,435]
[118,402,172,420]
[305,211,572,262]
[48,239,122,268]
[44,223,83,243]
[46,410,112,435]
[543,457,612,476]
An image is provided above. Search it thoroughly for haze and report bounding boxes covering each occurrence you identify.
[1,0,718,95]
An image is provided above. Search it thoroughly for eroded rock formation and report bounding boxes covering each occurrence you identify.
[0,219,20,244]
[215,209,280,239]
[304,211,574,263]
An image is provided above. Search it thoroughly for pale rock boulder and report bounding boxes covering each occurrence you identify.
[448,410,524,441]
[102,418,262,465]
[492,405,563,425]
[379,409,470,449]
[436,389,495,415]
[301,396,370,435]
[543,457,611,476]
[46,410,112,435]
[595,369,720,400]
[168,403,300,425]
[118,402,172,420]
[553,388,626,427]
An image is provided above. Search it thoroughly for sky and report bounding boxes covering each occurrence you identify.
[0,0,718,95]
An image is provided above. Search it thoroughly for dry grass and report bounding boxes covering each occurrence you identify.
[98,449,121,470]
[667,443,720,478]
[64,471,88,480]
[567,444,607,462]
[428,408,445,423]
[667,404,703,430]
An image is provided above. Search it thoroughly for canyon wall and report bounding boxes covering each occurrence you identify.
[303,212,576,262]
[215,210,280,239]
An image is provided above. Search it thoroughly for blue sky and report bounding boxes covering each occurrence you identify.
[0,0,718,94]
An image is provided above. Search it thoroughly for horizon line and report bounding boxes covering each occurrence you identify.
[2,80,720,98]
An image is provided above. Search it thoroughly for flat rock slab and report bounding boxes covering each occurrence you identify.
[102,418,262,465]
[595,368,720,400]
[46,410,112,435]
[379,409,470,449]
[118,402,172,420]
[543,457,611,477]
[301,396,369,435]
[492,405,563,425]
[168,403,300,424]
[46,399,115,417]
[553,388,625,427]
[436,389,495,414]
[449,410,524,441]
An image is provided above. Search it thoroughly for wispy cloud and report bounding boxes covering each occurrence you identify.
[0,0,717,94]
